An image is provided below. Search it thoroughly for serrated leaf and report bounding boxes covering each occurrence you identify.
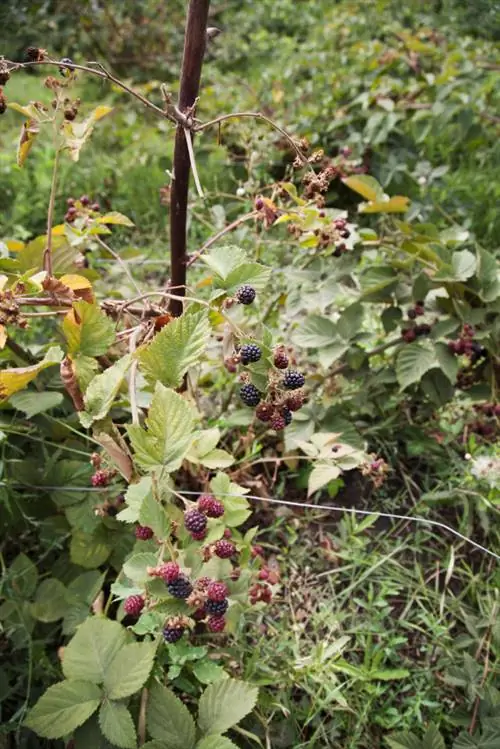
[224,263,271,292]
[147,682,196,749]
[342,175,384,201]
[337,303,364,341]
[477,248,500,302]
[104,641,156,699]
[79,355,132,428]
[435,342,458,383]
[308,464,341,496]
[62,617,126,683]
[10,390,63,417]
[197,678,258,735]
[99,700,136,749]
[24,680,101,738]
[122,553,158,583]
[318,341,349,369]
[96,212,134,227]
[423,723,445,749]
[291,314,337,348]
[74,714,116,748]
[127,384,197,473]
[139,490,170,539]
[198,449,234,469]
[451,249,476,281]
[31,579,68,622]
[118,476,153,523]
[9,553,38,598]
[197,737,238,749]
[192,661,226,685]
[396,341,438,390]
[138,310,210,388]
[62,302,115,357]
[200,245,248,279]
[0,346,63,401]
[386,732,422,749]
[70,528,112,568]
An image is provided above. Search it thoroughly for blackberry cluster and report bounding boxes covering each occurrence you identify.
[240,343,262,364]
[65,194,100,223]
[402,323,432,343]
[123,595,144,617]
[240,383,261,406]
[135,525,154,540]
[197,494,224,518]
[236,285,256,305]
[448,325,487,363]
[205,599,228,615]
[184,509,207,535]
[167,575,193,599]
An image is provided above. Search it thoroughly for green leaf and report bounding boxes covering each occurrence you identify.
[308,464,341,496]
[197,678,258,736]
[138,310,210,389]
[99,701,136,749]
[396,341,438,390]
[386,732,422,749]
[74,714,116,748]
[224,262,271,292]
[96,211,135,227]
[337,303,364,341]
[477,247,500,302]
[79,355,132,428]
[31,579,68,622]
[118,476,153,524]
[70,528,112,568]
[127,384,197,473]
[370,668,410,680]
[196,737,239,749]
[10,390,63,417]
[24,680,101,739]
[142,743,169,749]
[342,175,384,201]
[317,341,349,369]
[451,249,476,281]
[192,660,226,685]
[139,490,170,539]
[62,302,115,357]
[147,682,196,749]
[122,553,158,583]
[435,342,458,384]
[423,723,445,749]
[104,641,156,699]
[291,314,337,348]
[62,616,127,683]
[421,369,454,406]
[201,245,248,280]
[9,553,38,598]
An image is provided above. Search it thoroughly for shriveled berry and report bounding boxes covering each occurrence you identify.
[167,575,193,599]
[26,47,41,62]
[205,598,228,615]
[198,494,224,518]
[124,595,144,617]
[282,370,305,390]
[207,615,226,632]
[334,218,347,229]
[240,343,261,364]
[240,383,261,407]
[163,625,185,643]
[184,509,207,534]
[255,402,274,422]
[273,350,289,369]
[270,414,286,431]
[196,577,212,590]
[157,562,180,583]
[135,525,154,540]
[286,392,304,411]
[236,285,256,305]
[255,197,264,210]
[67,197,75,207]
[214,539,236,559]
[206,582,228,601]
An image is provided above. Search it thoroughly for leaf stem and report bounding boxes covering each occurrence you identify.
[43,148,60,276]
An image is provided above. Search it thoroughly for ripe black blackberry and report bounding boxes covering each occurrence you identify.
[273,349,289,369]
[339,229,350,239]
[236,285,256,305]
[240,343,262,365]
[402,328,416,343]
[282,370,305,390]
[167,575,193,599]
[282,407,292,426]
[163,624,185,643]
[184,509,207,534]
[240,383,261,407]
[205,598,229,615]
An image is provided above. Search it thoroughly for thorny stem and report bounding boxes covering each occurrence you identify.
[43,148,60,276]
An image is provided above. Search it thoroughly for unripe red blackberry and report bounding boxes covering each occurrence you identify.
[91,470,109,487]
[240,343,262,364]
[167,575,193,599]
[259,568,270,580]
[197,494,224,518]
[80,195,91,206]
[163,624,185,643]
[494,405,500,417]
[124,595,144,617]
[135,525,154,540]
[402,328,416,343]
[415,304,425,316]
[273,349,289,369]
[206,582,228,601]
[91,202,100,212]
[214,539,236,559]
[156,562,180,583]
[235,285,256,305]
[286,392,304,411]
[240,383,261,407]
[207,615,226,632]
[223,528,232,539]
[184,509,207,534]
[191,529,207,541]
[282,370,305,390]
[255,402,274,422]
[67,197,75,207]
[270,414,286,431]
[205,598,228,615]
[255,197,264,210]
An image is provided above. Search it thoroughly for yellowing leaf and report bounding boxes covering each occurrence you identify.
[0,346,63,401]
[7,102,40,119]
[342,175,384,202]
[5,239,25,253]
[92,105,113,121]
[360,196,410,214]
[96,212,134,227]
[51,225,67,236]
[0,326,7,350]
[59,274,94,302]
[17,119,40,167]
